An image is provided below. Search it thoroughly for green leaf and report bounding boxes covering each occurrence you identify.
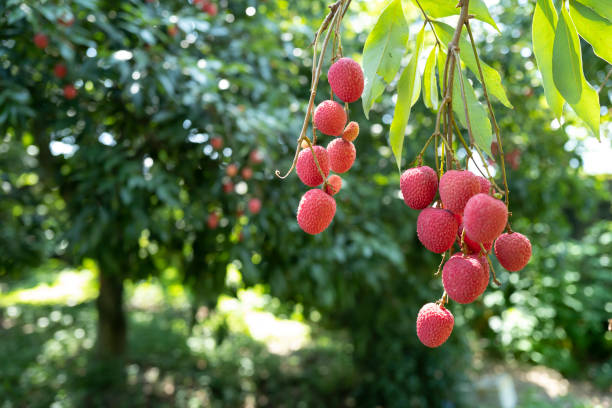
[553,5,583,104]
[389,27,424,170]
[361,0,410,118]
[570,0,612,65]
[532,0,564,118]
[574,0,612,21]
[423,45,438,110]
[433,21,513,108]
[569,77,600,139]
[414,0,499,32]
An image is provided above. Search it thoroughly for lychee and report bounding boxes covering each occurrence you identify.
[400,166,438,210]
[494,232,532,272]
[342,121,359,142]
[248,198,262,214]
[326,138,355,173]
[477,176,491,194]
[297,189,336,235]
[241,167,253,180]
[54,63,67,79]
[463,193,508,243]
[417,208,459,253]
[33,33,49,49]
[416,303,454,348]
[457,224,492,254]
[167,25,178,37]
[223,181,234,193]
[210,137,223,150]
[226,164,238,177]
[314,100,347,136]
[58,15,74,27]
[207,213,219,229]
[296,145,330,187]
[439,170,480,214]
[63,84,77,100]
[442,253,487,304]
[203,2,218,16]
[324,175,342,196]
[327,57,364,103]
[249,149,263,164]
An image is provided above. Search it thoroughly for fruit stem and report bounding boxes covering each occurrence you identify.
[435,251,447,276]
[482,246,501,287]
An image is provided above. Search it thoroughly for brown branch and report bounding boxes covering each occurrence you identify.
[599,66,612,94]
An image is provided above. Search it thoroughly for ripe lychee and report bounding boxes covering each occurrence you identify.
[54,63,67,79]
[342,121,359,142]
[457,224,492,254]
[477,176,491,194]
[326,138,355,174]
[297,189,336,235]
[327,57,364,103]
[63,84,77,100]
[296,145,330,187]
[416,303,454,348]
[400,166,438,210]
[314,100,347,136]
[210,137,223,150]
[223,181,234,193]
[226,164,238,177]
[207,213,219,229]
[33,33,49,49]
[439,170,479,214]
[203,2,218,16]
[417,208,459,253]
[324,175,342,196]
[249,149,263,164]
[442,253,487,304]
[167,25,178,37]
[477,255,490,293]
[241,167,253,180]
[58,15,74,27]
[494,232,532,272]
[248,198,262,214]
[463,193,508,243]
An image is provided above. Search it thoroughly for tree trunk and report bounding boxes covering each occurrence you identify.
[96,271,126,357]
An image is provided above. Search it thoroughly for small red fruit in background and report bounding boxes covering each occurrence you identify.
[324,175,342,196]
[494,232,532,272]
[226,164,238,177]
[296,145,330,187]
[34,33,49,49]
[400,166,438,210]
[296,189,336,235]
[54,63,67,79]
[314,100,347,136]
[210,137,223,150]
[223,181,234,193]
[248,198,262,214]
[327,57,364,103]
[167,26,178,37]
[63,84,77,100]
[249,149,263,164]
[203,2,218,16]
[326,138,356,174]
[58,15,75,27]
[207,213,219,229]
[241,167,253,180]
[416,303,454,348]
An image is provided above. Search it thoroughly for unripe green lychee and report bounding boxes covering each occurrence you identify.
[463,193,508,244]
[442,253,487,304]
[417,208,459,253]
[314,100,347,136]
[400,166,438,210]
[326,138,355,173]
[324,175,342,196]
[297,189,336,235]
[494,232,532,272]
[296,145,330,187]
[327,57,364,103]
[342,121,359,142]
[439,170,480,214]
[416,303,454,348]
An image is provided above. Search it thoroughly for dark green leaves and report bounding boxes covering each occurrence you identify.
[361,0,410,118]
[553,5,582,104]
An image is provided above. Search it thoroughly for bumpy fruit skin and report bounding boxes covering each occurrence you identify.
[400,166,438,210]
[327,57,364,103]
[324,175,342,196]
[463,193,508,244]
[477,176,491,194]
[417,208,459,253]
[342,121,359,142]
[457,224,492,254]
[439,170,480,214]
[34,33,49,49]
[248,198,262,214]
[296,146,330,187]
[54,63,67,79]
[326,138,355,173]
[416,303,454,348]
[297,189,336,235]
[63,84,77,100]
[314,100,347,136]
[442,254,487,304]
[477,255,490,293]
[494,232,532,272]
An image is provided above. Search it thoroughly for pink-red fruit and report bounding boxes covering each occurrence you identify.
[442,254,488,304]
[342,121,359,142]
[297,189,336,235]
[326,138,355,173]
[494,232,532,272]
[457,224,492,254]
[314,100,347,136]
[63,84,77,100]
[417,208,459,254]
[324,175,342,196]
[400,166,438,210]
[327,57,364,103]
[211,137,223,150]
[296,145,330,187]
[439,170,480,214]
[34,33,49,49]
[477,176,492,194]
[54,63,67,79]
[248,198,262,214]
[416,303,454,348]
[463,193,508,244]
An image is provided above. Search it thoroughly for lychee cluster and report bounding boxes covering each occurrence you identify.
[32,32,78,100]
[400,166,531,347]
[294,58,364,235]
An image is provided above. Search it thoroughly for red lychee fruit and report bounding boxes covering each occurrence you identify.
[494,232,532,272]
[207,213,219,229]
[442,253,487,304]
[327,57,364,103]
[326,138,355,174]
[439,170,480,214]
[400,166,438,210]
[33,33,49,49]
[457,224,492,254]
[297,189,336,235]
[226,164,238,177]
[241,167,253,180]
[167,25,178,37]
[58,15,75,27]
[63,84,77,100]
[463,193,508,244]
[417,208,459,254]
[249,149,263,164]
[477,176,491,194]
[324,175,342,196]
[342,121,359,142]
[296,145,330,187]
[477,255,490,293]
[210,137,223,150]
[203,2,218,16]
[54,63,67,79]
[248,198,262,214]
[314,100,347,136]
[416,303,454,348]
[223,181,234,193]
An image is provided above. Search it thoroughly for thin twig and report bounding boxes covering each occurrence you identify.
[482,244,501,286]
[599,66,612,94]
[414,0,442,46]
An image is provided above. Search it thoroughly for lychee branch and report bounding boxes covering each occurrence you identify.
[481,244,501,286]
